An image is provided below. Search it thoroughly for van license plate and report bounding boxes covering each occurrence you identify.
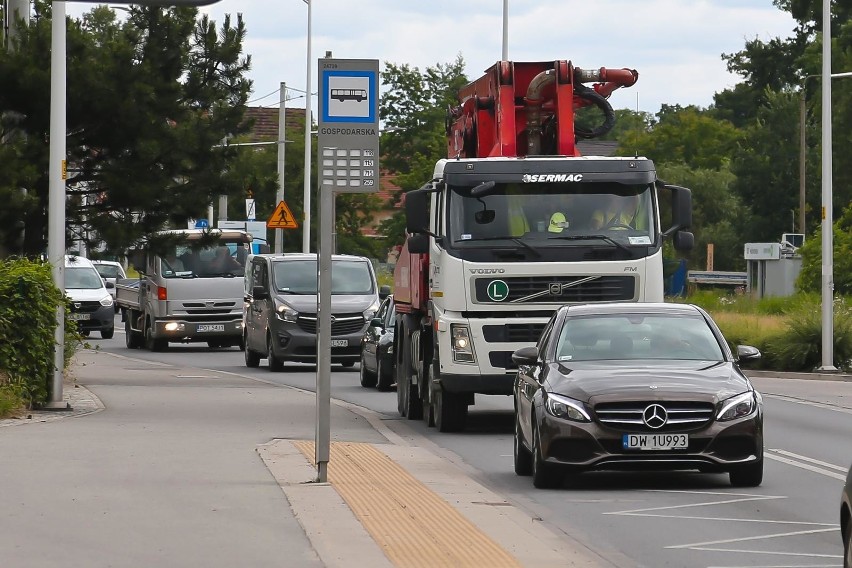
[197,324,225,333]
[330,339,348,347]
[69,313,90,321]
[622,433,688,450]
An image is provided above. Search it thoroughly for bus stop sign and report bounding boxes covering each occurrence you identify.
[317,58,380,193]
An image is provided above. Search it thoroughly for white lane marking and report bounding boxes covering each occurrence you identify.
[769,449,849,472]
[765,451,847,481]
[763,392,852,415]
[665,527,838,549]
[608,512,834,526]
[605,494,784,515]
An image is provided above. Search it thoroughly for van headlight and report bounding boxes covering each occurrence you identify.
[274,299,299,323]
[100,295,114,307]
[363,300,380,321]
[717,392,757,421]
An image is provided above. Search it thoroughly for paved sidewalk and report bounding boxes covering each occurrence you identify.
[0,350,606,568]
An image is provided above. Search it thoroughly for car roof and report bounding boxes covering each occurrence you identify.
[561,302,704,318]
[90,260,122,266]
[64,255,95,268]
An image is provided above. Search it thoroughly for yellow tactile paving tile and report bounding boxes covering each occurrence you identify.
[293,440,523,568]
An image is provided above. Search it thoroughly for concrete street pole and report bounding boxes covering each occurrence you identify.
[818,0,837,372]
[5,0,30,47]
[302,0,313,253]
[46,1,69,409]
[275,82,286,253]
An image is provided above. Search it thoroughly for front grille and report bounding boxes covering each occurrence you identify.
[474,275,635,303]
[296,313,365,335]
[70,301,102,314]
[594,401,715,433]
[482,323,546,343]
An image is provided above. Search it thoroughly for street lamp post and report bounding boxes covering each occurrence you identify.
[819,0,837,371]
[46,0,222,409]
[302,0,312,253]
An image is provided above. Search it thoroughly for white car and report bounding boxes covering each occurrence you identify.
[65,256,116,339]
[91,260,127,312]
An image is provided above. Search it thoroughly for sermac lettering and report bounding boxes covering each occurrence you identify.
[319,127,377,136]
[522,173,583,183]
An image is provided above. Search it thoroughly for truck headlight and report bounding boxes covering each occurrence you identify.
[717,392,757,421]
[450,324,475,363]
[100,295,114,307]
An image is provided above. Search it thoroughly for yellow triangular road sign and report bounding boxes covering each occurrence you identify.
[267,200,299,229]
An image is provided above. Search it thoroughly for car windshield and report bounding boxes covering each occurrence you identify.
[555,313,725,362]
[94,264,123,279]
[65,267,105,290]
[272,259,374,295]
[447,181,655,248]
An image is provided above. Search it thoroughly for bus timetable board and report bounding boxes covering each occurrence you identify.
[317,58,380,194]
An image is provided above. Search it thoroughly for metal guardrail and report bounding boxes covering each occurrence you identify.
[687,271,748,286]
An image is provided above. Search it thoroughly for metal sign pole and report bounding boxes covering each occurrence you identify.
[314,57,380,482]
[316,180,332,481]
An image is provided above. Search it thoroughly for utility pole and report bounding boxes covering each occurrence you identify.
[4,0,30,48]
[275,82,286,253]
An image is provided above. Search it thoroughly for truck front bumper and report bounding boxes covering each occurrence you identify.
[153,318,243,342]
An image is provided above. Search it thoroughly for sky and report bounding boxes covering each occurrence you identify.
[71,1,798,115]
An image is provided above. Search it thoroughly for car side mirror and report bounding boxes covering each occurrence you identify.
[370,317,384,328]
[512,345,539,366]
[252,285,269,300]
[379,285,391,300]
[736,345,761,364]
[105,282,115,289]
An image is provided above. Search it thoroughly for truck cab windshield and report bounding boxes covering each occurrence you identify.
[161,240,249,278]
[446,182,655,249]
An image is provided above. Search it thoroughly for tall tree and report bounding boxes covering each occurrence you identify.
[376,56,467,251]
[0,2,252,257]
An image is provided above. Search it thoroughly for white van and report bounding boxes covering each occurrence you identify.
[65,255,115,339]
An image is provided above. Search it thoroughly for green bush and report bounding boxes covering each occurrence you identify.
[763,298,852,372]
[0,258,69,410]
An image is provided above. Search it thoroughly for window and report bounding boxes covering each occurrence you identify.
[65,267,104,290]
[272,260,375,295]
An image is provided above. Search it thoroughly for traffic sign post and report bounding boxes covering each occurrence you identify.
[314,58,380,482]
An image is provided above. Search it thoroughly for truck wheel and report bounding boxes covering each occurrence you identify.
[125,318,142,349]
[405,376,423,421]
[434,389,467,433]
[144,320,167,352]
[421,366,435,427]
[267,333,284,372]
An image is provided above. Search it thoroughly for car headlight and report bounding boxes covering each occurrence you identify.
[544,393,591,422]
[450,324,475,363]
[363,300,380,321]
[274,300,299,323]
[717,392,757,421]
[100,295,114,307]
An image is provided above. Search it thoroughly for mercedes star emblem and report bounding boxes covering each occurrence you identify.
[642,404,667,429]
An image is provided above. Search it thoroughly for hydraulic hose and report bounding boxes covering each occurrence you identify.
[573,83,616,139]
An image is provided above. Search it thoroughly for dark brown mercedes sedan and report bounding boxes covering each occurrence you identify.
[512,302,763,489]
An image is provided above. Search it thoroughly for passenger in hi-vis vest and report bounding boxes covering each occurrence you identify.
[590,194,645,231]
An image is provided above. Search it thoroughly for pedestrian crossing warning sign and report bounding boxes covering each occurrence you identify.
[267,200,299,229]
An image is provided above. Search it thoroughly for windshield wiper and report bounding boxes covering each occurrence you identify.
[547,234,631,254]
[454,236,542,258]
